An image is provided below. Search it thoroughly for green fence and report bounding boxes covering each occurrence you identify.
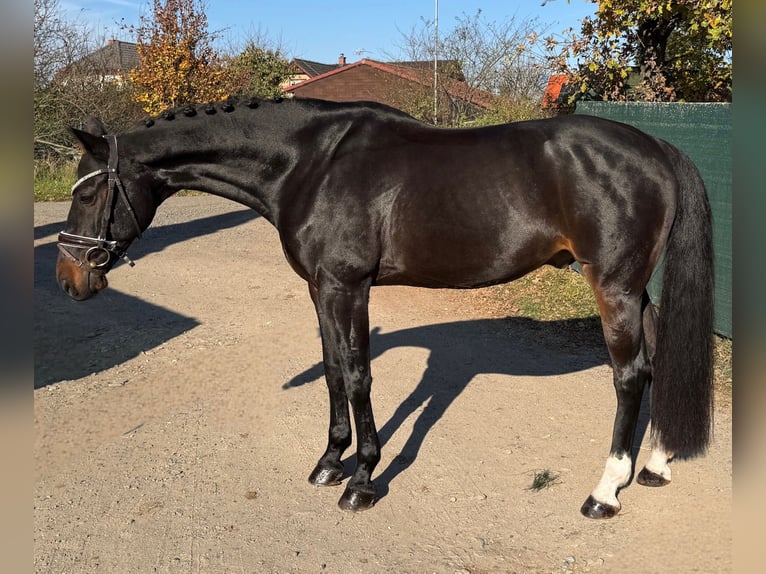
[575,102,732,338]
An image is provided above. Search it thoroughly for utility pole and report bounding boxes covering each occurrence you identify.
[433,0,438,125]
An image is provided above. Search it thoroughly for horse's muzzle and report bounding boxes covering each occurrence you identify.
[56,257,108,301]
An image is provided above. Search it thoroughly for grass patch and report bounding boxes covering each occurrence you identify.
[490,266,598,321]
[713,336,732,392]
[34,159,204,202]
[34,159,77,202]
[528,469,560,491]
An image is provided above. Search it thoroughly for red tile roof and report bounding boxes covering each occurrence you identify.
[285,58,494,110]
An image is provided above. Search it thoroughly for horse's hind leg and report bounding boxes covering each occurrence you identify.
[309,278,380,511]
[581,282,652,519]
[636,293,673,487]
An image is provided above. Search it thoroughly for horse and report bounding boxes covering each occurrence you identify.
[56,97,714,518]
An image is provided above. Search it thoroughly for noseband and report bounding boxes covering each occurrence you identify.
[58,135,142,269]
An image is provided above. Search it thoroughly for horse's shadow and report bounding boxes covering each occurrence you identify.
[283,316,639,501]
[34,208,259,388]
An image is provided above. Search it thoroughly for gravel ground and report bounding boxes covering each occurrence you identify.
[35,195,732,573]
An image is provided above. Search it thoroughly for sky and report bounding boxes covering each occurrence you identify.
[60,0,597,63]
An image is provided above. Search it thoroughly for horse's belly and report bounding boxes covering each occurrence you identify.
[377,225,560,289]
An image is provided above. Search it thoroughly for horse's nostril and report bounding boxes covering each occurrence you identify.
[59,278,77,298]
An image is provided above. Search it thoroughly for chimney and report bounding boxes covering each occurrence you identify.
[338,53,346,66]
[108,38,116,45]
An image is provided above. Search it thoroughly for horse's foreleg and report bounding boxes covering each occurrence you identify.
[581,288,651,519]
[308,283,353,487]
[311,278,380,511]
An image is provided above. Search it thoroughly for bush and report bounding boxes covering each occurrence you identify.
[469,97,553,127]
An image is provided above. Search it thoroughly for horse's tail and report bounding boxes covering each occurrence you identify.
[650,144,715,459]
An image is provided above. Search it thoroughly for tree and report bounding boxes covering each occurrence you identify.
[396,10,551,125]
[223,41,291,99]
[34,0,143,159]
[34,0,89,90]
[129,0,228,114]
[546,0,732,102]
[35,0,87,155]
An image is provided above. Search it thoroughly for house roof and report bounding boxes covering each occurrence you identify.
[290,57,462,80]
[390,59,466,82]
[285,58,495,110]
[73,40,140,75]
[291,58,343,77]
[542,74,569,108]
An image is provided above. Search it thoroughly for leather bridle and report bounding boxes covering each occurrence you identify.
[58,135,142,269]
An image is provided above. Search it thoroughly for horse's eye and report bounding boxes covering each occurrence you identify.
[78,191,97,205]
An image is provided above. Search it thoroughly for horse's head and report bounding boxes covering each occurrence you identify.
[56,117,158,300]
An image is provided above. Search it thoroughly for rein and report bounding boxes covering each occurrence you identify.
[57,135,142,269]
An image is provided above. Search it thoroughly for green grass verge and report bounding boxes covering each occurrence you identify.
[34,159,203,202]
[490,266,599,320]
[34,160,77,202]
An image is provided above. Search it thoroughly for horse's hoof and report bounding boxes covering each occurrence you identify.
[338,485,376,512]
[580,495,620,519]
[308,465,344,487]
[636,467,671,487]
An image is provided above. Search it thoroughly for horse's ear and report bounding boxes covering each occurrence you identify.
[69,126,109,161]
[83,116,107,136]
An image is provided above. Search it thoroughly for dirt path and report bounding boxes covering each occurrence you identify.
[34,196,731,574]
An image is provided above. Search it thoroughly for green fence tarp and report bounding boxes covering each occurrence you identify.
[575,102,732,338]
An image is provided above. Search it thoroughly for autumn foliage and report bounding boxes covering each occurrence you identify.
[129,0,228,114]
[547,0,732,102]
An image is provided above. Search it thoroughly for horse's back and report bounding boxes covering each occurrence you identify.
[370,115,679,289]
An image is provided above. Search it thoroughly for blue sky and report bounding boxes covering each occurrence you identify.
[61,0,597,63]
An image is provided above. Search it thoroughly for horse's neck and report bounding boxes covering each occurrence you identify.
[127,113,320,224]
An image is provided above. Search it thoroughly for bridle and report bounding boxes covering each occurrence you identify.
[57,134,143,269]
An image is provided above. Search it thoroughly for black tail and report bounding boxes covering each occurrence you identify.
[651,145,714,458]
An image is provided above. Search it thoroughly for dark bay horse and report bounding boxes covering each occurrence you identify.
[56,97,714,518]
